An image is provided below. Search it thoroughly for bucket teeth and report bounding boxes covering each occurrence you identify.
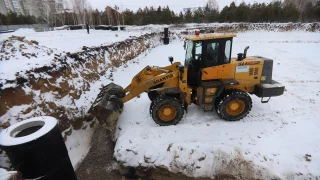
[88,83,124,131]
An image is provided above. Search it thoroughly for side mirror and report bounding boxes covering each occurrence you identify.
[168,56,174,64]
[183,41,186,50]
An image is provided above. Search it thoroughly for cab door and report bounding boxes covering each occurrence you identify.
[216,63,234,79]
[202,66,218,80]
[201,39,233,80]
[201,41,220,80]
[217,40,234,79]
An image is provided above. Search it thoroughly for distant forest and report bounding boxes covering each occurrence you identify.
[0,0,319,26]
[0,12,37,25]
[122,0,320,25]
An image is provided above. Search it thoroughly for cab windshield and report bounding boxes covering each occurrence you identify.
[185,40,194,62]
[185,40,202,63]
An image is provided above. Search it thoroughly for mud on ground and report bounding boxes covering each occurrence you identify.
[75,125,120,180]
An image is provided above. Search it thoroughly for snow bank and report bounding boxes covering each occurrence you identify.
[0,37,58,87]
[112,32,320,179]
[0,28,148,52]
[0,32,162,121]
[1,25,319,179]
[0,168,21,180]
[0,32,163,177]
[128,23,320,33]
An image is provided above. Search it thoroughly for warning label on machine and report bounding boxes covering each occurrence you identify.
[236,66,249,73]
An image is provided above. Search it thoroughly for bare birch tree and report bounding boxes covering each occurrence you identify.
[55,0,68,25]
[114,5,120,26]
[207,0,219,10]
[284,0,316,20]
[106,7,113,25]
[69,0,89,24]
[85,5,93,25]
[35,0,56,26]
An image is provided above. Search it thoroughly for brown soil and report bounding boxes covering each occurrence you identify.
[0,32,161,131]
[0,87,34,116]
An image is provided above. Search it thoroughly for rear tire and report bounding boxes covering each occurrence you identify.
[215,89,252,121]
[151,95,184,126]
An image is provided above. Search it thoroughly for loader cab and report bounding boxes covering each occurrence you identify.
[184,33,236,87]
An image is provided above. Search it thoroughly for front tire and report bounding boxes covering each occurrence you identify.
[151,95,184,126]
[215,89,252,121]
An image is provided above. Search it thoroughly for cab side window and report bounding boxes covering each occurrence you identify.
[194,41,202,61]
[224,40,231,63]
[206,42,220,67]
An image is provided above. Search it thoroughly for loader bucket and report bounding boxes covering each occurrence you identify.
[88,83,125,132]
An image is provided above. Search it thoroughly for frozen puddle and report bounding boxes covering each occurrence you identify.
[110,32,320,179]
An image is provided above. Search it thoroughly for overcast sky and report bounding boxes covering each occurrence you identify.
[88,0,273,12]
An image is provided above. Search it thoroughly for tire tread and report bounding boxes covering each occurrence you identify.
[215,89,252,121]
[150,95,184,126]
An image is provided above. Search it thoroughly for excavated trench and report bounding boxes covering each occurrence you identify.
[0,32,163,133]
[0,32,164,179]
[1,30,199,180]
[1,23,320,179]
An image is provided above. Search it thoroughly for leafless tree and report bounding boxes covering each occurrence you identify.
[121,12,125,26]
[98,11,102,25]
[206,0,219,10]
[69,0,89,24]
[283,0,316,20]
[34,0,57,27]
[85,5,93,25]
[114,5,120,26]
[56,0,70,25]
[106,7,113,25]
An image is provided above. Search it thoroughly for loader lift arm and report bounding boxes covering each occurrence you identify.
[87,62,189,131]
[122,62,181,103]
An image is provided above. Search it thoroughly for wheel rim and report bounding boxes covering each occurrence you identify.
[158,105,177,121]
[226,100,245,116]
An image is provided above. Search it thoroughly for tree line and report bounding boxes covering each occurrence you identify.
[123,0,320,25]
[0,0,319,26]
[0,12,37,25]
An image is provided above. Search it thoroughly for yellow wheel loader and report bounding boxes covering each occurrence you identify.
[88,32,285,131]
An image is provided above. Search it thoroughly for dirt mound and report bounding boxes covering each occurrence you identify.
[0,33,162,134]
[0,36,54,62]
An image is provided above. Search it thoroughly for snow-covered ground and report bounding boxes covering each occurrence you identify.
[108,31,320,179]
[0,28,145,52]
[0,168,19,180]
[1,26,320,179]
[0,28,147,87]
[0,28,158,179]
[1,24,317,87]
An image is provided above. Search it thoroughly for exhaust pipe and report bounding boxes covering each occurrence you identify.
[243,46,250,59]
[237,46,250,61]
